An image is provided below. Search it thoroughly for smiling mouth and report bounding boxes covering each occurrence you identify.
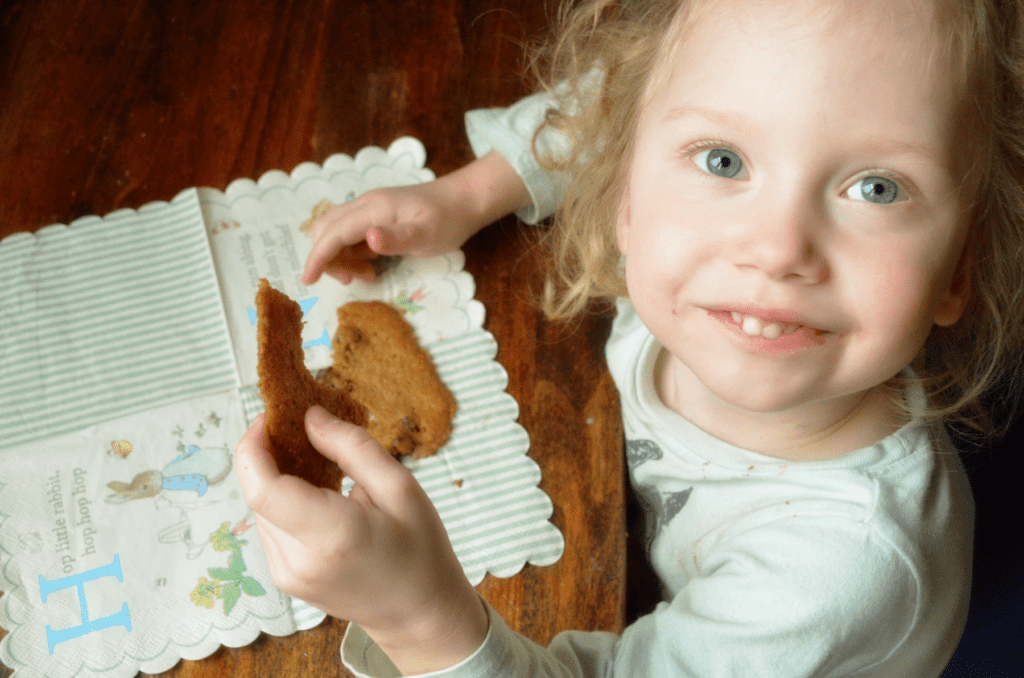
[729,312,804,340]
[710,310,828,352]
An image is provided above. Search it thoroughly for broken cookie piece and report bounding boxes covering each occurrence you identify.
[256,278,368,490]
[320,301,457,458]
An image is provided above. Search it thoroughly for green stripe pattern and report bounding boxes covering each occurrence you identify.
[0,188,239,451]
[407,329,564,584]
[290,598,328,631]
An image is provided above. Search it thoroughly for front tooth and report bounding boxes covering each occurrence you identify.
[761,322,783,340]
[741,316,763,336]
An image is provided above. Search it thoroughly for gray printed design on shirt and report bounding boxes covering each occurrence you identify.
[626,438,693,540]
[627,438,664,471]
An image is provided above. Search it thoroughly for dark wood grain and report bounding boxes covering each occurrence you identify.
[0,1,626,676]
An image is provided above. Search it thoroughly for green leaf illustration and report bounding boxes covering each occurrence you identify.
[227,551,245,576]
[207,567,237,582]
[240,575,266,597]
[222,582,241,615]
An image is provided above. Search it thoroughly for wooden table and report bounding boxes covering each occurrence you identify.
[0,1,627,675]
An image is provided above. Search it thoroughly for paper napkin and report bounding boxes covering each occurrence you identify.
[0,138,564,678]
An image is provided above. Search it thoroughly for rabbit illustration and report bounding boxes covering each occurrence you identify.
[104,469,164,504]
[104,445,232,504]
[104,445,242,559]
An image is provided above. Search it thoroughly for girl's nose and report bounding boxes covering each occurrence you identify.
[727,189,829,284]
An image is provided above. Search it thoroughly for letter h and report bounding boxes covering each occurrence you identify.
[39,554,132,654]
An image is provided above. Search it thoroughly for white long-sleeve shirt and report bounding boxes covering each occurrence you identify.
[341,88,975,678]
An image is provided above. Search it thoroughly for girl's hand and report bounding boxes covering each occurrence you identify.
[234,406,489,674]
[301,150,532,286]
[301,181,482,285]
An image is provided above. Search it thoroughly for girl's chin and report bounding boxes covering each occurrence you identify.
[660,350,825,416]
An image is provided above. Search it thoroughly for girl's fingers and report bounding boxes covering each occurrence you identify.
[366,223,418,256]
[304,228,392,286]
[322,259,373,283]
[301,186,442,285]
[303,231,350,285]
[252,512,291,585]
[234,413,357,541]
[365,226,388,253]
[348,483,375,509]
[233,413,280,491]
[305,405,417,516]
[302,205,373,284]
[253,511,304,561]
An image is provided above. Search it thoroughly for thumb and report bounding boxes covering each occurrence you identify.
[304,405,415,513]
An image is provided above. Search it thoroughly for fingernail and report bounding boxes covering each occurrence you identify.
[366,227,386,253]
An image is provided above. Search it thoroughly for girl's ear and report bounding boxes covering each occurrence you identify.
[934,250,972,327]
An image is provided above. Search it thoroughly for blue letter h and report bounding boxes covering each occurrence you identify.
[39,554,132,654]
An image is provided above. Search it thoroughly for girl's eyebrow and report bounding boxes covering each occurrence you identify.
[664,105,760,138]
[664,104,941,164]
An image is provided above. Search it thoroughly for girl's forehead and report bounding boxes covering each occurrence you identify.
[671,0,940,56]
[655,0,944,71]
[650,0,951,115]
[634,0,963,184]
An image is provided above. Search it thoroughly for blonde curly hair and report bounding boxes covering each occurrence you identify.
[529,0,1024,441]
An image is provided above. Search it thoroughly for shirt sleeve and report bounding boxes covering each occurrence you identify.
[464,69,604,225]
[341,516,919,678]
[464,91,566,225]
[341,600,619,678]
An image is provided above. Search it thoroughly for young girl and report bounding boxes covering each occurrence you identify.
[234,0,1024,675]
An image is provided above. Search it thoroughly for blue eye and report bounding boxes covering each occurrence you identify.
[848,176,903,204]
[694,148,744,178]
